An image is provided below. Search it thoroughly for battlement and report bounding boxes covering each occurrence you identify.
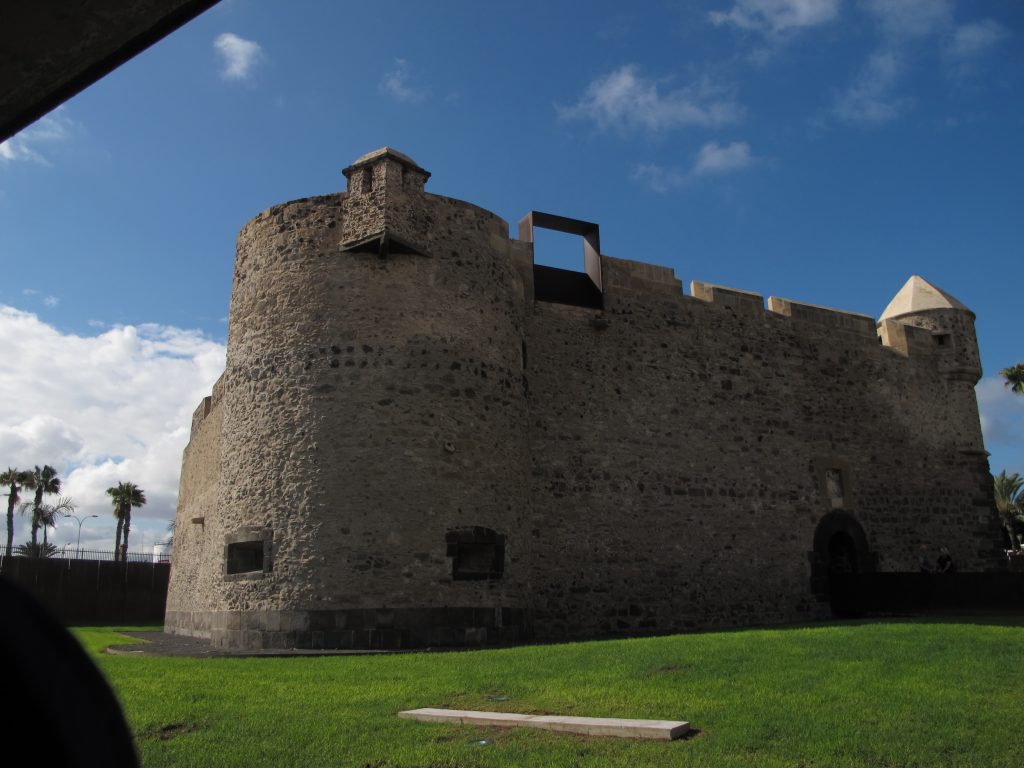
[690,281,766,318]
[765,296,877,338]
[679,277,970,364]
[189,372,225,438]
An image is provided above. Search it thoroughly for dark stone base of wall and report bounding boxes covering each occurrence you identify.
[829,572,1024,617]
[165,606,530,650]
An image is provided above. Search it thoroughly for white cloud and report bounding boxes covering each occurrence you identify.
[694,141,755,175]
[710,0,840,33]
[214,32,263,81]
[862,0,952,40]
[945,19,1009,61]
[0,110,76,166]
[559,65,742,133]
[380,59,428,103]
[833,50,906,124]
[634,140,758,192]
[978,376,1024,464]
[42,296,59,308]
[632,163,688,193]
[0,306,225,550]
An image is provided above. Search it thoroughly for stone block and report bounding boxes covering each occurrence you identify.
[397,708,690,741]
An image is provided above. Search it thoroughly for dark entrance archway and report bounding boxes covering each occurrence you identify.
[810,511,875,616]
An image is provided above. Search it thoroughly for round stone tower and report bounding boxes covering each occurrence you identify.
[166,148,534,649]
[878,274,983,450]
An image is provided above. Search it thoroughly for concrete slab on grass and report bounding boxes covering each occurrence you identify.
[397,707,690,740]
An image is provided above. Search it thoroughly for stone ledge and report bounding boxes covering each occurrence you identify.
[397,707,690,740]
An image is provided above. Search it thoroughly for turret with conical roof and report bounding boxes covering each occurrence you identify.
[878,275,981,383]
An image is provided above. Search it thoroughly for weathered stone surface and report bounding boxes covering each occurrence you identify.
[397,708,691,740]
[165,148,1006,650]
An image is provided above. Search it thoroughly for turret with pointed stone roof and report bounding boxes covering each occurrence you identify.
[878,275,981,383]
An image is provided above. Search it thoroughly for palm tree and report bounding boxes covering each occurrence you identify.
[17,496,75,554]
[1001,364,1024,395]
[29,465,60,548]
[37,496,75,547]
[1,467,35,554]
[993,470,1024,551]
[14,540,59,558]
[106,482,146,561]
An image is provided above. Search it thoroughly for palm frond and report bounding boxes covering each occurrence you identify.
[1000,364,1024,394]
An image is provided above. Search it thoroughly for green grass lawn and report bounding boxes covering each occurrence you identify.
[76,618,1024,768]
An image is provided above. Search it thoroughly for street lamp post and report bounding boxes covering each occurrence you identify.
[67,513,98,557]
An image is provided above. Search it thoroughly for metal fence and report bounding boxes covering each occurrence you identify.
[0,544,169,563]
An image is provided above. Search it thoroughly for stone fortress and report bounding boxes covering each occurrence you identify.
[166,147,1005,650]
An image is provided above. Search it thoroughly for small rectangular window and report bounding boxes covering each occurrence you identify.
[226,540,265,575]
[446,527,505,580]
[456,543,500,576]
[825,469,845,501]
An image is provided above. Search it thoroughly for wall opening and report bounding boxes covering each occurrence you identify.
[532,228,585,272]
[446,527,505,580]
[226,541,264,574]
[810,511,876,616]
[224,530,271,579]
[518,211,603,310]
[825,468,845,507]
[827,531,858,574]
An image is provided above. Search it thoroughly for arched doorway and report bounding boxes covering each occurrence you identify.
[827,531,858,575]
[810,511,875,616]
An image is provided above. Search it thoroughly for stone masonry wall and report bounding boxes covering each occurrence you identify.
[165,384,222,637]
[522,258,1001,641]
[167,150,1005,649]
[168,165,540,648]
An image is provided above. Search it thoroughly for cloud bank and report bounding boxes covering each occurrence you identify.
[0,306,224,550]
[978,376,1024,464]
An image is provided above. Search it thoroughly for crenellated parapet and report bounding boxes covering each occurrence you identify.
[188,372,226,439]
[681,276,975,372]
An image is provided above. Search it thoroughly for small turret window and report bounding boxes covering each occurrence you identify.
[934,333,950,346]
[446,527,505,580]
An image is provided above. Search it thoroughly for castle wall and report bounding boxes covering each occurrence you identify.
[168,179,537,649]
[165,379,223,638]
[522,258,1001,640]
[167,149,1005,650]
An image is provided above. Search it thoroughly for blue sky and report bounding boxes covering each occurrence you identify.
[1,0,1022,549]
